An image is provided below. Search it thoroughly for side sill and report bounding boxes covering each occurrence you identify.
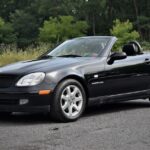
[88,89,150,106]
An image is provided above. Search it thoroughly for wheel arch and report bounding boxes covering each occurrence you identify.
[56,74,89,103]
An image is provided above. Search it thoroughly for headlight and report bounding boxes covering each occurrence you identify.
[16,72,45,87]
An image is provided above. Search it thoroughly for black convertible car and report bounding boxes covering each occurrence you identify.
[0,36,149,122]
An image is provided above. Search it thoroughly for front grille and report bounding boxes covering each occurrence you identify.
[0,99,19,105]
[0,74,18,88]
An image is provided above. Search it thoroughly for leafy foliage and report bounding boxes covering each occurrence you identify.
[0,0,149,48]
[39,16,88,43]
[110,19,140,50]
[61,0,106,35]
[0,17,16,44]
[136,16,150,40]
[10,10,38,48]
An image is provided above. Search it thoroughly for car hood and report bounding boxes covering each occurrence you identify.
[0,57,91,74]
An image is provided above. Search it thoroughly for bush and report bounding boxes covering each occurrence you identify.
[39,15,89,43]
[141,41,150,50]
[110,19,140,50]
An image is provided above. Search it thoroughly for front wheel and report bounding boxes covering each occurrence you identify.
[50,79,86,122]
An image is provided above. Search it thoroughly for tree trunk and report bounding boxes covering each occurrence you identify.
[108,0,113,21]
[133,0,140,32]
[133,0,138,18]
[92,14,96,35]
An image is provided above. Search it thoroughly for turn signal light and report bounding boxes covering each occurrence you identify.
[39,90,51,95]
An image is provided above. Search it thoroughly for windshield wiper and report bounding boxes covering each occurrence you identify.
[57,54,82,57]
[38,54,82,59]
[38,55,53,59]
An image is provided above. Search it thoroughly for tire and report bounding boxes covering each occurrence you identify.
[50,79,86,122]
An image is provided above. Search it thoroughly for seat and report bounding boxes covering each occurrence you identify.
[122,44,138,56]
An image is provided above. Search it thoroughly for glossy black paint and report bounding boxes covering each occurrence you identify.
[0,36,150,112]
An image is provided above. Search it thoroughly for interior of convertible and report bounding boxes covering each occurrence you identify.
[108,41,144,64]
[111,41,143,59]
[122,41,143,56]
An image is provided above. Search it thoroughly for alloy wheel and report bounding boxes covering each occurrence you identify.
[60,85,83,118]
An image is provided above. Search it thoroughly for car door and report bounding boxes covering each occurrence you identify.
[84,57,106,98]
[102,54,150,96]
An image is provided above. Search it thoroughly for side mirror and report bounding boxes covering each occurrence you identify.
[108,52,127,64]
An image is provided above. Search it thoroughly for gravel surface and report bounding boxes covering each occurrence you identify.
[0,99,150,150]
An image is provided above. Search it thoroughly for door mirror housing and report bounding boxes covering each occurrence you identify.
[108,52,127,64]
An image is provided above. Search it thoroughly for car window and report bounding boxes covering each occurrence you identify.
[47,37,110,57]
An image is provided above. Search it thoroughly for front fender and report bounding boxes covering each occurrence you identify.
[45,68,86,90]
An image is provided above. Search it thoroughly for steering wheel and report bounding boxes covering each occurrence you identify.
[129,41,143,54]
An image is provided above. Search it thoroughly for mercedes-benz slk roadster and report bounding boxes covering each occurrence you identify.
[0,36,149,122]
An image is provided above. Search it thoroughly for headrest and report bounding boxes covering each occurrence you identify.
[122,44,138,56]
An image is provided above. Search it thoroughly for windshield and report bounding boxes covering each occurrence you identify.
[47,37,110,57]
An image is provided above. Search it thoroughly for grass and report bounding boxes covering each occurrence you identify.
[0,44,50,66]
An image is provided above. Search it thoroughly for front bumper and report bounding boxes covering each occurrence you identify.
[0,91,51,112]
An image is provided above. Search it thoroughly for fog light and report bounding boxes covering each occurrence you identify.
[19,99,29,105]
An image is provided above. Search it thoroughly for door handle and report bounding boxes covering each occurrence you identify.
[144,58,150,65]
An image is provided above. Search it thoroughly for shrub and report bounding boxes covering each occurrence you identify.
[39,15,89,43]
[141,41,150,50]
[110,19,140,50]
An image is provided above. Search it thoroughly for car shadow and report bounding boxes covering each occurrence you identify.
[0,100,149,125]
[84,100,150,118]
[0,112,52,125]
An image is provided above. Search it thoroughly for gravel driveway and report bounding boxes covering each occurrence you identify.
[0,99,150,150]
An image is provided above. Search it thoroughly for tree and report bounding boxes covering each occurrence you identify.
[0,17,16,44]
[39,15,88,43]
[136,16,150,41]
[110,19,140,50]
[61,0,107,35]
[0,0,149,47]
[10,10,38,48]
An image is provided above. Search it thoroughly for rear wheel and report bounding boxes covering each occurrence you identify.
[50,79,86,122]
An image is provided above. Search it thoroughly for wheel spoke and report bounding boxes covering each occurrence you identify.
[62,101,69,110]
[75,96,82,102]
[72,87,78,96]
[68,105,73,116]
[66,86,71,96]
[73,104,79,112]
[61,95,68,101]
